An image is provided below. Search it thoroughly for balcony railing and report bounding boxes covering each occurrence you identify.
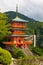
[3,41,32,45]
[12,31,25,35]
[11,25,26,28]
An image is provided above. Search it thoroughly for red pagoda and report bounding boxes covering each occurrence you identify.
[3,5,32,48]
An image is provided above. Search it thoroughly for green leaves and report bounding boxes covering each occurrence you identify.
[32,46,43,56]
[0,47,12,65]
[0,13,11,40]
[11,45,26,59]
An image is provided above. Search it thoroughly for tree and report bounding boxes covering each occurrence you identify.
[0,13,11,41]
[0,47,12,65]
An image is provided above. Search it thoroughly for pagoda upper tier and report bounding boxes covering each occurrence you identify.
[10,17,28,29]
[11,16,28,22]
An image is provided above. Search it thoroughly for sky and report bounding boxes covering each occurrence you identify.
[0,0,43,22]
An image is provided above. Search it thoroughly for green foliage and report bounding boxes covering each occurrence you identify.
[10,45,27,59]
[0,47,12,65]
[32,46,43,56]
[17,56,39,65]
[37,35,43,48]
[0,13,11,41]
[16,49,27,59]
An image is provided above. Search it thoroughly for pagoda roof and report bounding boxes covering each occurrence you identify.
[11,34,29,37]
[12,17,28,22]
[11,28,29,30]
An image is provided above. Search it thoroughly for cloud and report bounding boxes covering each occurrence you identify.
[0,0,43,21]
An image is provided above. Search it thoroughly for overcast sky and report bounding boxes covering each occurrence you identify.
[0,0,43,22]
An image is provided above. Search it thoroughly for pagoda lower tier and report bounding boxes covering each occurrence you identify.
[3,41,32,48]
[3,35,32,48]
[3,41,32,44]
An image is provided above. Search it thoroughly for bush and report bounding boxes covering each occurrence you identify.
[11,48,26,59]
[10,45,26,59]
[20,56,39,65]
[16,49,27,59]
[32,46,43,56]
[0,47,12,65]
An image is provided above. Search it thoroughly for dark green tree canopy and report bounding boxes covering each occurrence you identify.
[0,13,11,40]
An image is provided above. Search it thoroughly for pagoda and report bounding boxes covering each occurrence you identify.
[3,5,32,48]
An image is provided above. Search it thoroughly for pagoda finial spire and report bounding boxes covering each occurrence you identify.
[16,4,18,18]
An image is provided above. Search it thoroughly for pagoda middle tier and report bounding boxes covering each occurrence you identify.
[10,20,28,35]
